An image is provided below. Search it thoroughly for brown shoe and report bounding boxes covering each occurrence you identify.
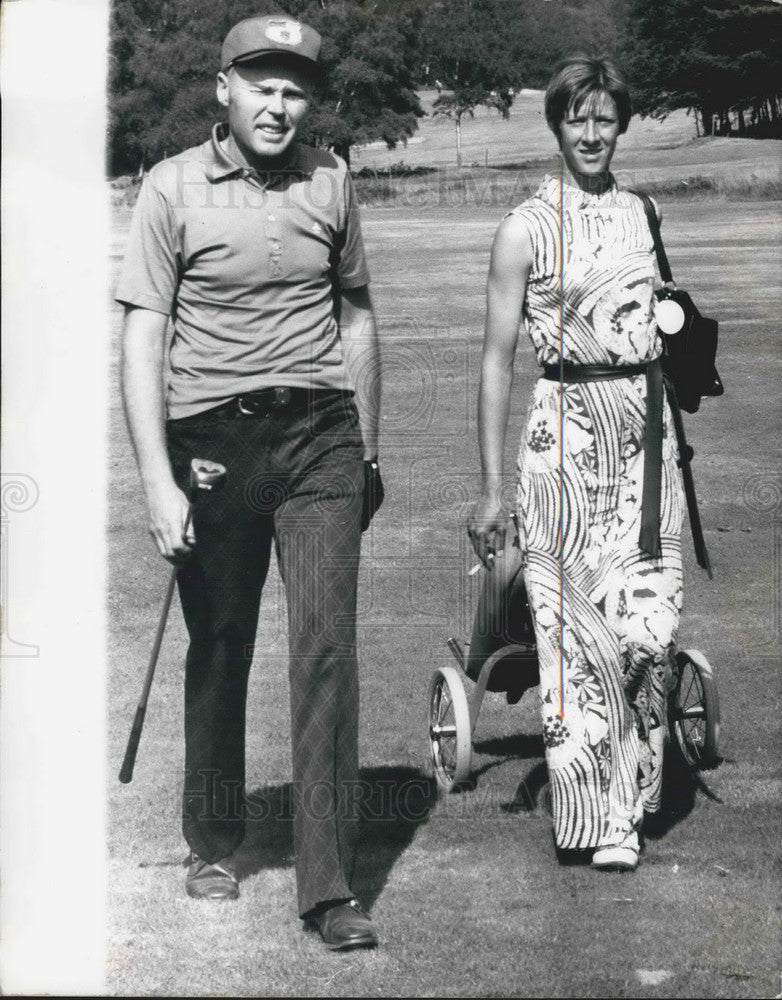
[313,899,378,951]
[185,853,239,901]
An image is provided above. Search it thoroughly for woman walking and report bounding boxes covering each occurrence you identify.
[469,56,684,871]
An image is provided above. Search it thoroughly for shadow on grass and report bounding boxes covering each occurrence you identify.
[470,732,545,784]
[472,734,701,839]
[351,766,437,909]
[473,732,545,761]
[232,765,437,910]
[469,733,551,814]
[643,744,699,840]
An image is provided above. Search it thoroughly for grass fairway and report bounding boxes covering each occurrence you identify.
[108,136,781,995]
[353,90,782,190]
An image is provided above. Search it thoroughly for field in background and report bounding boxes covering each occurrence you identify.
[110,90,782,211]
[351,91,782,206]
[108,110,781,997]
[354,89,782,176]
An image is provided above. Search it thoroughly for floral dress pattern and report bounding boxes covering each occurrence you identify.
[511,175,685,849]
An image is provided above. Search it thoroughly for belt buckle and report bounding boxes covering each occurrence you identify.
[236,395,261,416]
[235,387,291,417]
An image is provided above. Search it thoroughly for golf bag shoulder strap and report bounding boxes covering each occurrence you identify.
[664,379,713,578]
[632,190,674,285]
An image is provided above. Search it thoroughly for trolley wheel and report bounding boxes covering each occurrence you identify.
[429,665,472,792]
[668,649,721,769]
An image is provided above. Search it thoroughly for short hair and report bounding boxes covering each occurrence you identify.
[544,56,632,138]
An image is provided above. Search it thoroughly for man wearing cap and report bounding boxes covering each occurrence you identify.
[116,14,382,950]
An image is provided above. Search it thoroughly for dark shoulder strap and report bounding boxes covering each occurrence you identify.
[632,190,674,285]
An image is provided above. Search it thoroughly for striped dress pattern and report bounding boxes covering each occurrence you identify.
[511,174,685,849]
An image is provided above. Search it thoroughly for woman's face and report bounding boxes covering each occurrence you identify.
[558,90,621,184]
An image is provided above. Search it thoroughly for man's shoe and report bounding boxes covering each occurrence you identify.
[185,853,240,901]
[313,899,378,951]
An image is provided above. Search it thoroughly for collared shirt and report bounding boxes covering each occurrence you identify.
[115,124,370,419]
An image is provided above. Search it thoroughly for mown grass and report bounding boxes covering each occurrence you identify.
[108,85,782,996]
[108,196,782,997]
[109,89,782,212]
[110,164,782,211]
[352,168,782,207]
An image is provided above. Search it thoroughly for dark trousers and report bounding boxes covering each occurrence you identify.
[166,391,364,917]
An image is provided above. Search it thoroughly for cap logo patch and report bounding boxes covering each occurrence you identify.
[265,20,302,46]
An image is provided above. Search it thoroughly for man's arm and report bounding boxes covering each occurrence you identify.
[121,304,193,563]
[339,284,380,461]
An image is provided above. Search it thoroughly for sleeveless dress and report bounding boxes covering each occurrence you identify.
[511,174,685,850]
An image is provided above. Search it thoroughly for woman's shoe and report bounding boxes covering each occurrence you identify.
[592,832,639,872]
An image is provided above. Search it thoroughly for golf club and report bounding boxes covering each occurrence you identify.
[119,458,227,783]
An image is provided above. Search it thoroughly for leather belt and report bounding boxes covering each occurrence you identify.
[542,362,650,382]
[541,360,711,576]
[171,387,353,423]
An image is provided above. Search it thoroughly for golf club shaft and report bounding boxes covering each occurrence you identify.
[118,506,193,784]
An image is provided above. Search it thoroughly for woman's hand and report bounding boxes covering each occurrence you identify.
[468,494,509,569]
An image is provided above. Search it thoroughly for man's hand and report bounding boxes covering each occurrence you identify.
[361,458,384,532]
[146,480,195,564]
[468,495,508,569]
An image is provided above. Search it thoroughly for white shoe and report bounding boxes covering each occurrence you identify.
[592,833,639,872]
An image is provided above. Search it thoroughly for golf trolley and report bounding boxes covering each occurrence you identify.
[428,537,721,793]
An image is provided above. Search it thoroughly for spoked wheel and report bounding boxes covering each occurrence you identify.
[668,649,721,769]
[429,666,472,792]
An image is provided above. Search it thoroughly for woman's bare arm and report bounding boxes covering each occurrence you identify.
[468,214,533,568]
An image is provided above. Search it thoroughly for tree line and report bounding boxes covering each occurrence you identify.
[624,0,782,138]
[109,0,782,177]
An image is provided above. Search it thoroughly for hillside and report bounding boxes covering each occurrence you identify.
[352,89,782,188]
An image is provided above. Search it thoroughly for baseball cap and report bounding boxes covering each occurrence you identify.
[221,15,322,73]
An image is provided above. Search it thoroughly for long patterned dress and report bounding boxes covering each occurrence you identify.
[512,174,685,850]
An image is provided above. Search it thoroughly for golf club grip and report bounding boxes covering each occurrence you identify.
[119,703,148,783]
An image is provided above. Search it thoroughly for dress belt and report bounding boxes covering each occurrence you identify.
[541,360,712,577]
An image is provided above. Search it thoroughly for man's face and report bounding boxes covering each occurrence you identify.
[558,90,621,182]
[216,61,311,166]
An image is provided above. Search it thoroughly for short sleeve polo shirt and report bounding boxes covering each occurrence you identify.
[115,125,370,419]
